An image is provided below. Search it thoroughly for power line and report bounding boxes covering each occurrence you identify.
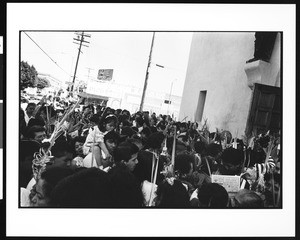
[23,31,71,77]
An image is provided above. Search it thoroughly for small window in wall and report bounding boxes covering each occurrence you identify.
[195,90,207,122]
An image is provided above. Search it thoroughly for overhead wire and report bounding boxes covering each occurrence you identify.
[23,31,72,78]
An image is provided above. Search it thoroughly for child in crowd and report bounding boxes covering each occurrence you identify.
[83,124,120,170]
[82,113,118,168]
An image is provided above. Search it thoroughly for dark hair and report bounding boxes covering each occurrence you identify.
[126,137,143,150]
[204,143,222,157]
[89,114,100,124]
[26,102,37,109]
[73,136,86,144]
[70,136,86,155]
[155,179,190,208]
[40,166,75,204]
[141,126,151,137]
[113,147,130,164]
[133,150,164,185]
[98,114,118,132]
[131,126,139,132]
[156,121,167,131]
[114,142,139,163]
[121,126,136,138]
[194,140,207,154]
[51,135,73,157]
[220,147,244,166]
[209,132,221,142]
[197,183,229,208]
[218,147,244,175]
[135,116,144,127]
[108,165,144,207]
[27,117,46,128]
[146,132,165,149]
[174,153,194,176]
[115,108,122,115]
[25,125,46,139]
[232,189,264,208]
[121,109,130,116]
[150,126,157,134]
[39,105,56,118]
[179,122,187,129]
[51,168,113,207]
[143,117,150,128]
[150,115,157,124]
[256,135,271,148]
[104,130,120,143]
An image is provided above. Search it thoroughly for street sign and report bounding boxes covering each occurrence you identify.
[97,69,113,81]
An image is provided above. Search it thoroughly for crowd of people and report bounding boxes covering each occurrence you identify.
[19,94,281,208]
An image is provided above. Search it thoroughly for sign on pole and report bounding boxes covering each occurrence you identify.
[97,69,113,81]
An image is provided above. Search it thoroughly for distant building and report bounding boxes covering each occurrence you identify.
[85,79,181,118]
[179,32,281,137]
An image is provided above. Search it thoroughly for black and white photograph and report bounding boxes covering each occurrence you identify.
[6,3,296,237]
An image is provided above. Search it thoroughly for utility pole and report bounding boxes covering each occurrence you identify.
[70,31,91,94]
[167,79,177,115]
[167,80,174,115]
[139,32,155,112]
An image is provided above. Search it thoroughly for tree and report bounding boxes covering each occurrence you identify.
[36,77,50,89]
[20,61,38,90]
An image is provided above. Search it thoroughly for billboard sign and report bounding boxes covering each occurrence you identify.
[97,69,113,81]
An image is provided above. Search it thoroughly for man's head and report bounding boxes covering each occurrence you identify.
[26,102,37,116]
[146,132,165,150]
[114,142,139,171]
[26,125,46,143]
[104,130,120,153]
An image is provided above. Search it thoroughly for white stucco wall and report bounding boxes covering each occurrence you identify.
[269,33,281,88]
[179,32,258,137]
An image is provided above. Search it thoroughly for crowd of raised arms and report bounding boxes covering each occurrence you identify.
[20,95,281,208]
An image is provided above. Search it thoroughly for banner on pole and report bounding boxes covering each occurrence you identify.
[97,69,113,81]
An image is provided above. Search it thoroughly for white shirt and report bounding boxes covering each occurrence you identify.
[82,126,105,156]
[20,187,31,207]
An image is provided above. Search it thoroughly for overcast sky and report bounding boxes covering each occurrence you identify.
[21,31,193,96]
